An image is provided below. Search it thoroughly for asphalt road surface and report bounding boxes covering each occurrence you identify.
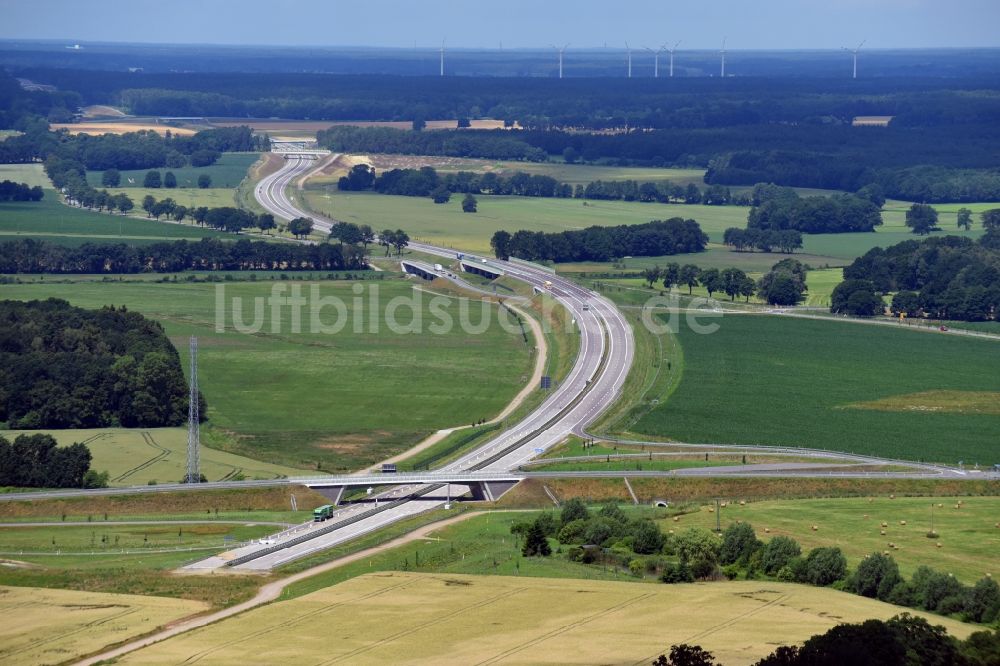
[200,154,635,570]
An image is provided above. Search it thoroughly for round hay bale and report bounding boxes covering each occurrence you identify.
[900,520,907,525]
[863,514,869,519]
[739,500,746,506]
[880,530,886,535]
[811,525,818,531]
[890,494,895,499]
[936,543,943,548]
[881,521,888,527]
[673,516,680,522]
[708,507,715,513]
[764,527,770,533]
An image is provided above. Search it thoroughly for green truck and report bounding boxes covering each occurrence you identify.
[313,504,334,522]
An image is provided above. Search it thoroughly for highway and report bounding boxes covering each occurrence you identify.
[12,152,976,568]
[198,152,635,570]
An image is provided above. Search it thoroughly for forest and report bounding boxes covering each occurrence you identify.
[490,218,707,263]
[0,299,198,429]
[0,238,370,274]
[833,233,1000,320]
[318,124,1000,202]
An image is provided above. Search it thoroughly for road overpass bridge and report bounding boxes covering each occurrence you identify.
[460,259,504,279]
[400,259,440,280]
[296,471,525,504]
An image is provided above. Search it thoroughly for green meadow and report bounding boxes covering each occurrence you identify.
[632,315,1000,463]
[0,279,534,472]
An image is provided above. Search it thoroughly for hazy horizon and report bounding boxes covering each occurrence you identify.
[2,0,999,50]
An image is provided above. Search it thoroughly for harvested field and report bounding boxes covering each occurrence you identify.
[116,572,975,666]
[0,585,206,665]
[50,122,198,136]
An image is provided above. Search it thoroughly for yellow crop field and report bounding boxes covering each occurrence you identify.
[50,122,198,136]
[117,573,975,666]
[0,585,206,665]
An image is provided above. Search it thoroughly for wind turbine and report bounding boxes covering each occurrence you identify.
[843,40,866,79]
[720,37,727,77]
[667,40,681,77]
[645,46,666,78]
[625,41,633,78]
[439,39,445,77]
[552,43,569,79]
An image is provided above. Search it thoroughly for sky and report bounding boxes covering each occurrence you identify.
[1,0,999,50]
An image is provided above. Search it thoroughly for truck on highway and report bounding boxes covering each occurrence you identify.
[434,263,443,272]
[313,504,334,522]
[544,280,553,289]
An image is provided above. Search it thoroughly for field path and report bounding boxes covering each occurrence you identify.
[359,301,547,474]
[74,510,485,666]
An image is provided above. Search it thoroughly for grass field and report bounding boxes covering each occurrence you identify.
[570,266,845,308]
[118,572,975,666]
[302,188,988,274]
[84,152,259,190]
[670,496,1000,585]
[0,163,52,188]
[0,522,275,557]
[103,187,240,209]
[0,428,305,485]
[1,279,533,471]
[631,315,1000,463]
[0,189,229,244]
[0,585,207,666]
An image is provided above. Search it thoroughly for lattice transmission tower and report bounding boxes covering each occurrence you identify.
[186,336,200,484]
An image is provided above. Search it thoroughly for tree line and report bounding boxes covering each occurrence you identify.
[635,258,808,305]
[0,434,107,489]
[490,218,707,263]
[0,238,370,274]
[833,232,1000,320]
[0,180,44,202]
[339,162,741,206]
[0,299,199,430]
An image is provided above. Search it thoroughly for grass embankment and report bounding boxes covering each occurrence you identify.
[393,289,579,471]
[1,279,532,471]
[0,487,320,607]
[0,486,323,521]
[498,477,1000,508]
[629,314,1000,463]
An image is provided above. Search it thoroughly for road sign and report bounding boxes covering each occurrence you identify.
[540,376,552,390]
